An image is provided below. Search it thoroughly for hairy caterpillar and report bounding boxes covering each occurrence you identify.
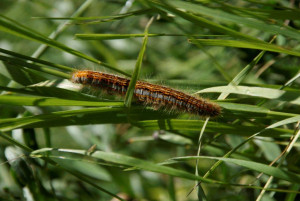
[71,70,221,117]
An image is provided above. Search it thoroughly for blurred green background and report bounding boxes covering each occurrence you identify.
[1,0,300,201]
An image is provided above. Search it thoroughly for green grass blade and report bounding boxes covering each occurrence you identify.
[0,132,32,152]
[267,115,300,129]
[0,105,296,135]
[75,33,217,40]
[218,3,300,21]
[124,17,153,108]
[30,148,224,184]
[0,48,74,72]
[0,15,97,63]
[218,49,266,99]
[134,119,293,137]
[198,86,300,105]
[1,131,125,201]
[283,71,300,88]
[0,107,171,132]
[171,156,300,184]
[0,55,70,79]
[147,0,260,42]
[31,0,94,59]
[0,107,123,130]
[219,102,296,119]
[189,39,300,57]
[0,95,124,107]
[22,79,100,100]
[169,1,300,42]
[0,86,38,96]
[1,63,47,86]
[37,8,154,23]
[201,114,300,181]
[76,33,164,40]
[0,15,129,76]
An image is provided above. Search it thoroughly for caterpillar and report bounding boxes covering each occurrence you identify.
[71,70,221,117]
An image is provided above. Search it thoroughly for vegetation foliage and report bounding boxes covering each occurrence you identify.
[0,0,300,200]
